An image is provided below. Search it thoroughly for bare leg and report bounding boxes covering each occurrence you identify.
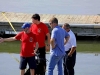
[30,69,35,75]
[20,69,25,75]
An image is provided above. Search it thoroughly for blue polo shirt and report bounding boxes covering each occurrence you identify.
[50,26,69,56]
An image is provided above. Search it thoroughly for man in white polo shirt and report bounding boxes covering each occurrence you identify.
[62,23,77,75]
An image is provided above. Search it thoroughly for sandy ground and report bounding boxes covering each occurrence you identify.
[0,53,100,75]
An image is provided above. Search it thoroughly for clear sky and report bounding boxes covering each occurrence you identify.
[0,0,100,15]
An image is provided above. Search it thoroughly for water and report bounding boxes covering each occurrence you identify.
[0,0,100,15]
[0,53,100,75]
[0,0,100,74]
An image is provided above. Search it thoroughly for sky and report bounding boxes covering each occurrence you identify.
[0,0,100,15]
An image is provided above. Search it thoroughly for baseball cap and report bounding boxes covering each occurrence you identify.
[21,23,31,29]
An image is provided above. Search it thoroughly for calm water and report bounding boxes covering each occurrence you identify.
[0,53,100,75]
[0,0,100,15]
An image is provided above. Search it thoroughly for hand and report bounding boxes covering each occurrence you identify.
[34,49,38,55]
[0,38,4,43]
[32,51,36,55]
[68,53,72,57]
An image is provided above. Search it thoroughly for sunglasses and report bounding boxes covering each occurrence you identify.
[49,22,53,25]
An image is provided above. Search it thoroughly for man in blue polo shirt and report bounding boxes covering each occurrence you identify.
[47,17,70,75]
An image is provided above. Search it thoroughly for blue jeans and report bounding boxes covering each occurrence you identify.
[48,54,64,75]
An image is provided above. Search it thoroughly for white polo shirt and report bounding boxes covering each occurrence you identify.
[64,30,77,51]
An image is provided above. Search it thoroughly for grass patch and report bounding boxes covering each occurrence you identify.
[0,40,100,53]
[77,40,100,53]
[0,41,20,53]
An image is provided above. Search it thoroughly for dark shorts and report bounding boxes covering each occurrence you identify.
[19,56,36,70]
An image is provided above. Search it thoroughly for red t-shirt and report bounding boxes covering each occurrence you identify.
[15,32,37,57]
[30,22,49,47]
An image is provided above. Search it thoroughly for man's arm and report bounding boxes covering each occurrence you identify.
[46,33,50,45]
[0,37,16,43]
[3,37,16,42]
[50,38,55,49]
[68,47,76,57]
[34,42,39,53]
[68,34,77,57]
[46,33,50,50]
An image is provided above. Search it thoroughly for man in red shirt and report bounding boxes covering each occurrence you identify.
[0,23,39,75]
[30,14,50,74]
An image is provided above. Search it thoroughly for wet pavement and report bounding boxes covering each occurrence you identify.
[0,53,100,75]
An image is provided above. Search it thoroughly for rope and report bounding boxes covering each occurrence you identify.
[1,12,17,34]
[1,12,19,63]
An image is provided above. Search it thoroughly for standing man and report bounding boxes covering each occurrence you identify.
[0,23,39,75]
[30,13,50,74]
[47,17,70,75]
[62,23,77,75]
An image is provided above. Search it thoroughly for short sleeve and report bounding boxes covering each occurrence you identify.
[70,36,77,47]
[15,32,23,40]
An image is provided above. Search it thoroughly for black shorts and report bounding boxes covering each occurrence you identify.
[19,56,36,70]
